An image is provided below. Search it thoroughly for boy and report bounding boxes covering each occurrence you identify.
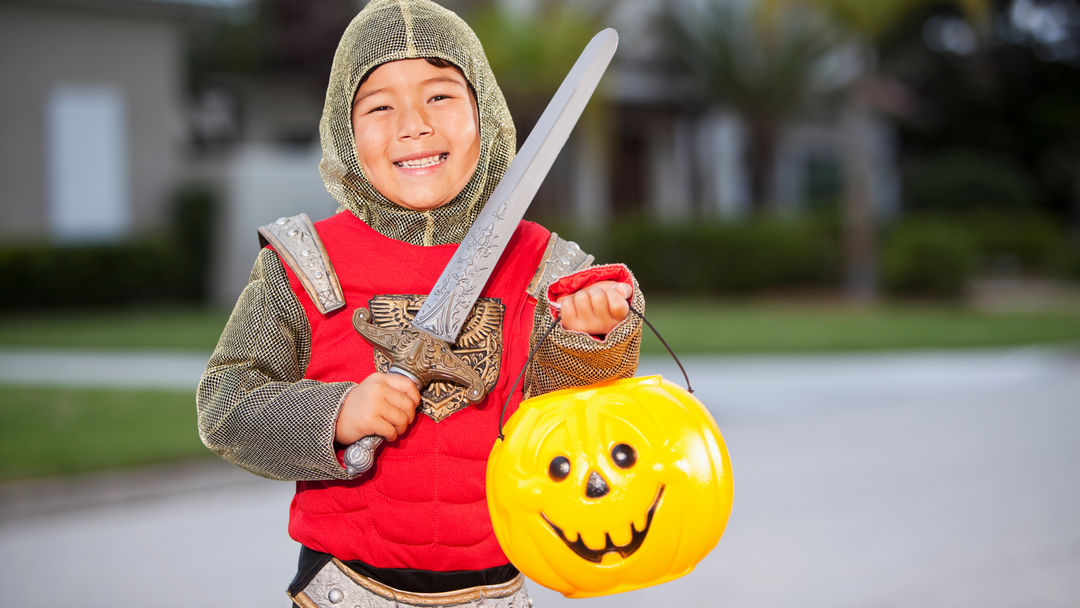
[196,1,643,606]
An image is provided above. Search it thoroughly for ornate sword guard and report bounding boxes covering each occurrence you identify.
[352,307,487,404]
[344,307,490,477]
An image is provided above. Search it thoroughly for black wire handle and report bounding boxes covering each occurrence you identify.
[497,305,692,441]
[629,306,693,395]
[498,312,561,440]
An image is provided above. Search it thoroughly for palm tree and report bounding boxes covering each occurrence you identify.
[666,0,836,213]
[769,0,990,302]
[468,1,611,224]
[469,1,605,134]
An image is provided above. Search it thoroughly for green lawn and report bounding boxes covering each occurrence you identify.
[0,386,210,481]
[0,307,231,350]
[1,302,1079,354]
[638,300,1080,354]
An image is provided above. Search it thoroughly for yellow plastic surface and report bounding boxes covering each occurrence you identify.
[487,376,733,598]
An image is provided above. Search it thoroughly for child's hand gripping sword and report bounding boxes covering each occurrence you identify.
[347,29,619,477]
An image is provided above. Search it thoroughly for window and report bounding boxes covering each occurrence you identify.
[47,83,130,241]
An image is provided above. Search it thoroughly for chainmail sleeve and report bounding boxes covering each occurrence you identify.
[523,265,645,399]
[196,248,354,481]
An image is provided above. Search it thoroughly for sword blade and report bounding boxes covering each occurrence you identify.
[411,28,619,343]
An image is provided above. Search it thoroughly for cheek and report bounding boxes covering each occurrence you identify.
[438,108,480,160]
[352,117,389,174]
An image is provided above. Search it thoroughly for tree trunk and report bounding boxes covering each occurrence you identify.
[746,120,778,215]
[839,87,878,304]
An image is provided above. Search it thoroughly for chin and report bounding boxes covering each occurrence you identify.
[394,194,451,212]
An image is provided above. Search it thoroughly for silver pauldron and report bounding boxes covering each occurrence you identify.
[527,233,594,299]
[258,214,346,315]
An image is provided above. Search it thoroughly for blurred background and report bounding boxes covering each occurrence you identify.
[0,0,1078,606]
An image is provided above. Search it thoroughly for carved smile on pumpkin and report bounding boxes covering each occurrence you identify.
[541,485,665,564]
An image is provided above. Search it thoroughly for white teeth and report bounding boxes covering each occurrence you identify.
[395,153,447,168]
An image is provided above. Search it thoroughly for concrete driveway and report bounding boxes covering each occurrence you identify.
[1,348,1077,608]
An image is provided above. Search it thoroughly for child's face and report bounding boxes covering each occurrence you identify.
[352,59,482,212]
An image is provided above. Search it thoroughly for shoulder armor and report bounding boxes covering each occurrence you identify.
[527,233,595,299]
[258,214,346,315]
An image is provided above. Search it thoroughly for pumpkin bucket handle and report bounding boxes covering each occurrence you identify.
[498,306,693,440]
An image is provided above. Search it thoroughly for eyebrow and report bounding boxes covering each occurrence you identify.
[353,87,387,107]
[353,76,468,107]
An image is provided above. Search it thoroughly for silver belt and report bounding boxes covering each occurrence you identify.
[290,558,533,608]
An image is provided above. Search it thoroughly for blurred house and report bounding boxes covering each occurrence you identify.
[0,0,341,304]
[603,0,900,222]
[0,0,234,243]
[1,0,904,305]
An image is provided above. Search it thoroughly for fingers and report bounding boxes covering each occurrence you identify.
[557,280,633,336]
[383,373,422,408]
[605,285,630,320]
[335,373,421,444]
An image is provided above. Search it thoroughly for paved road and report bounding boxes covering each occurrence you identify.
[1,349,1077,607]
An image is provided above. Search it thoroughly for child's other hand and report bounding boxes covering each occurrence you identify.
[336,373,421,444]
[557,280,632,337]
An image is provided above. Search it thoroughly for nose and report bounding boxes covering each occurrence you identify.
[585,470,609,499]
[398,105,432,140]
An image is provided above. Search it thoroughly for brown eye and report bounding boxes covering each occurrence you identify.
[548,456,571,481]
[611,444,637,469]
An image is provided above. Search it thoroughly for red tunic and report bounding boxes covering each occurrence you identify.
[281,211,550,572]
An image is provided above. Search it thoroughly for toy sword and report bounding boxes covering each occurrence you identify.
[346,28,619,476]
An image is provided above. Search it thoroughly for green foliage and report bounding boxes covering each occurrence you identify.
[966,213,1071,272]
[589,214,1072,300]
[666,2,836,118]
[0,386,210,480]
[906,150,1036,212]
[470,4,599,101]
[0,242,188,309]
[880,212,1073,297]
[1064,243,1080,280]
[171,187,217,302]
[0,188,215,311]
[607,219,841,294]
[770,0,988,40]
[882,220,976,297]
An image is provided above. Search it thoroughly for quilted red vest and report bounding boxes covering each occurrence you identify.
[280,211,549,572]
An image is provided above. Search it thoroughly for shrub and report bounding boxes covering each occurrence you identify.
[882,221,976,297]
[906,150,1035,213]
[0,187,216,310]
[606,219,840,295]
[965,213,1070,274]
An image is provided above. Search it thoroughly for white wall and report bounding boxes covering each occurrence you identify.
[204,144,341,305]
[697,111,750,220]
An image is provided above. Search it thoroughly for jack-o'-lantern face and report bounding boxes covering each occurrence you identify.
[487,376,733,598]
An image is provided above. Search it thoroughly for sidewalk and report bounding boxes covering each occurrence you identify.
[0,347,209,389]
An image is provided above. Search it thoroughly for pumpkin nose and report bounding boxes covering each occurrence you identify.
[585,471,609,499]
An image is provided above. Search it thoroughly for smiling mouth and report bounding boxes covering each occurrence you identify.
[394,153,447,169]
[541,485,665,564]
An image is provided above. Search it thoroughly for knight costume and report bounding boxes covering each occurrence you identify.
[195,1,644,606]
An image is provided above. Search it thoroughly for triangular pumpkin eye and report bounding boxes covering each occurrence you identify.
[611,444,636,469]
[549,456,571,481]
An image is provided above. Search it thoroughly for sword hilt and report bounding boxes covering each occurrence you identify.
[344,308,488,476]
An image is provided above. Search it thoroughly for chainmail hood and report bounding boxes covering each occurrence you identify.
[320,0,516,246]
